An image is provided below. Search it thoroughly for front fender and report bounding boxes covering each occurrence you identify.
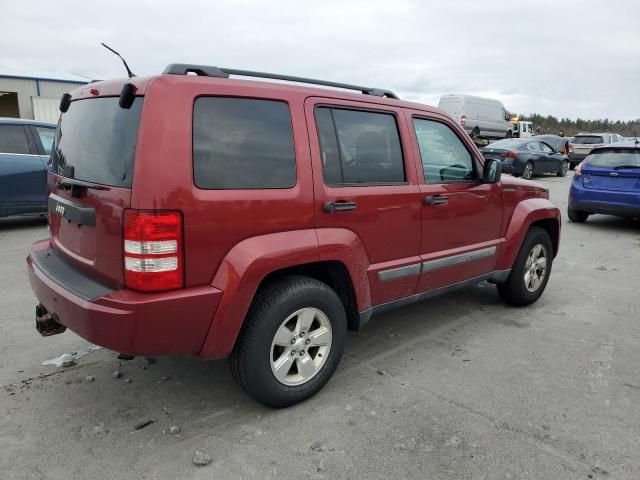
[496,198,561,270]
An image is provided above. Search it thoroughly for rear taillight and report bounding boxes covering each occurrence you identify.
[123,210,183,292]
[501,151,519,158]
[460,115,466,127]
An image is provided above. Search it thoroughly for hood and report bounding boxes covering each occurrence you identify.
[501,175,549,199]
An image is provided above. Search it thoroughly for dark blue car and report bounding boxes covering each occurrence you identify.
[568,141,640,222]
[0,118,56,218]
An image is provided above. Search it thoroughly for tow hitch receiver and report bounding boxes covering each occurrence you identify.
[35,304,67,337]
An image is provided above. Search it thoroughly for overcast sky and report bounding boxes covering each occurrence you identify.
[1,0,639,120]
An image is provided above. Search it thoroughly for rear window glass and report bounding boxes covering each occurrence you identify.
[193,97,296,189]
[572,136,604,144]
[52,97,143,187]
[487,139,526,149]
[587,150,640,168]
[0,125,30,154]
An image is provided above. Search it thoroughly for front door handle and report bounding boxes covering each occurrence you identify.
[424,195,448,206]
[323,201,357,213]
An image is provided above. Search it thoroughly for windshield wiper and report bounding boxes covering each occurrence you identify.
[613,165,640,170]
[57,178,108,191]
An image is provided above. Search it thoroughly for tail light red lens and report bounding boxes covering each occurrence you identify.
[123,210,183,291]
[501,150,519,158]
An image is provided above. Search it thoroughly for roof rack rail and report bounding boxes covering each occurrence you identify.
[162,63,399,99]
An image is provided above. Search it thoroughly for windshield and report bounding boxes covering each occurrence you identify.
[51,97,143,187]
[572,136,604,145]
[486,139,526,149]
[587,150,640,168]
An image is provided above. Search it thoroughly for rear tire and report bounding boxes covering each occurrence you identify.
[556,161,568,177]
[506,130,513,138]
[567,208,589,223]
[569,162,576,170]
[498,226,553,307]
[230,275,347,408]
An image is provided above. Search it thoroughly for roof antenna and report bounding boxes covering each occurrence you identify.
[101,42,135,78]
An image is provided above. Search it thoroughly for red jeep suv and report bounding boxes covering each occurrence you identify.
[27,64,560,407]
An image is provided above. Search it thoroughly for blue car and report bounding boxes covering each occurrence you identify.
[568,141,640,222]
[0,118,56,218]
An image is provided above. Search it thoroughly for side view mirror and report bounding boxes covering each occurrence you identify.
[483,158,502,183]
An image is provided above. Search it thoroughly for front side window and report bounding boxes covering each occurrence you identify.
[413,118,475,183]
[315,107,405,184]
[540,142,554,153]
[193,98,296,189]
[0,125,30,154]
[35,126,55,155]
[527,142,542,152]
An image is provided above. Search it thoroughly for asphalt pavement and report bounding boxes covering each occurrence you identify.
[1,173,639,480]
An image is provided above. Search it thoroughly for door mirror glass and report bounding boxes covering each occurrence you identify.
[483,158,502,183]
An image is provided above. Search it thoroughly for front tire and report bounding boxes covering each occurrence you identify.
[568,208,589,223]
[230,276,347,408]
[498,226,553,306]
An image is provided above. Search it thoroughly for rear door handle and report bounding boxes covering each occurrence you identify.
[323,201,357,213]
[424,195,448,206]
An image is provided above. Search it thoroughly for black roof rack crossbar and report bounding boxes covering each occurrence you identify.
[162,63,399,99]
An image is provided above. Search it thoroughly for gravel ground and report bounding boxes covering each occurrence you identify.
[1,173,639,480]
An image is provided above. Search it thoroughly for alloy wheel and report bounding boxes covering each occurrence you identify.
[270,307,332,386]
[523,163,533,179]
[524,244,548,292]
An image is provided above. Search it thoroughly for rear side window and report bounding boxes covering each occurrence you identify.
[193,98,296,189]
[0,125,30,154]
[52,97,143,187]
[413,118,475,183]
[315,107,405,184]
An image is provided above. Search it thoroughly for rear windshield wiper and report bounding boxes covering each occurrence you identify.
[57,178,109,191]
[613,165,640,170]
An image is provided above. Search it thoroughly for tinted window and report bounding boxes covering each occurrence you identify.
[193,98,296,189]
[35,126,55,155]
[572,136,604,144]
[540,142,554,153]
[0,125,30,154]
[315,107,405,184]
[52,97,143,187]
[487,139,526,150]
[587,150,640,168]
[527,142,542,152]
[413,118,475,183]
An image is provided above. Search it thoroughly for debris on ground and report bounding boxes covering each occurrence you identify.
[169,425,180,434]
[84,375,95,382]
[143,357,157,365]
[160,376,170,381]
[42,345,102,367]
[192,450,212,466]
[112,370,121,379]
[124,379,132,383]
[133,420,154,431]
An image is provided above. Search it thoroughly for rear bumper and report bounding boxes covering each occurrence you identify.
[569,181,640,217]
[27,240,223,356]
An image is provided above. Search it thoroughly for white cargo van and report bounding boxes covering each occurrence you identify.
[438,94,513,140]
